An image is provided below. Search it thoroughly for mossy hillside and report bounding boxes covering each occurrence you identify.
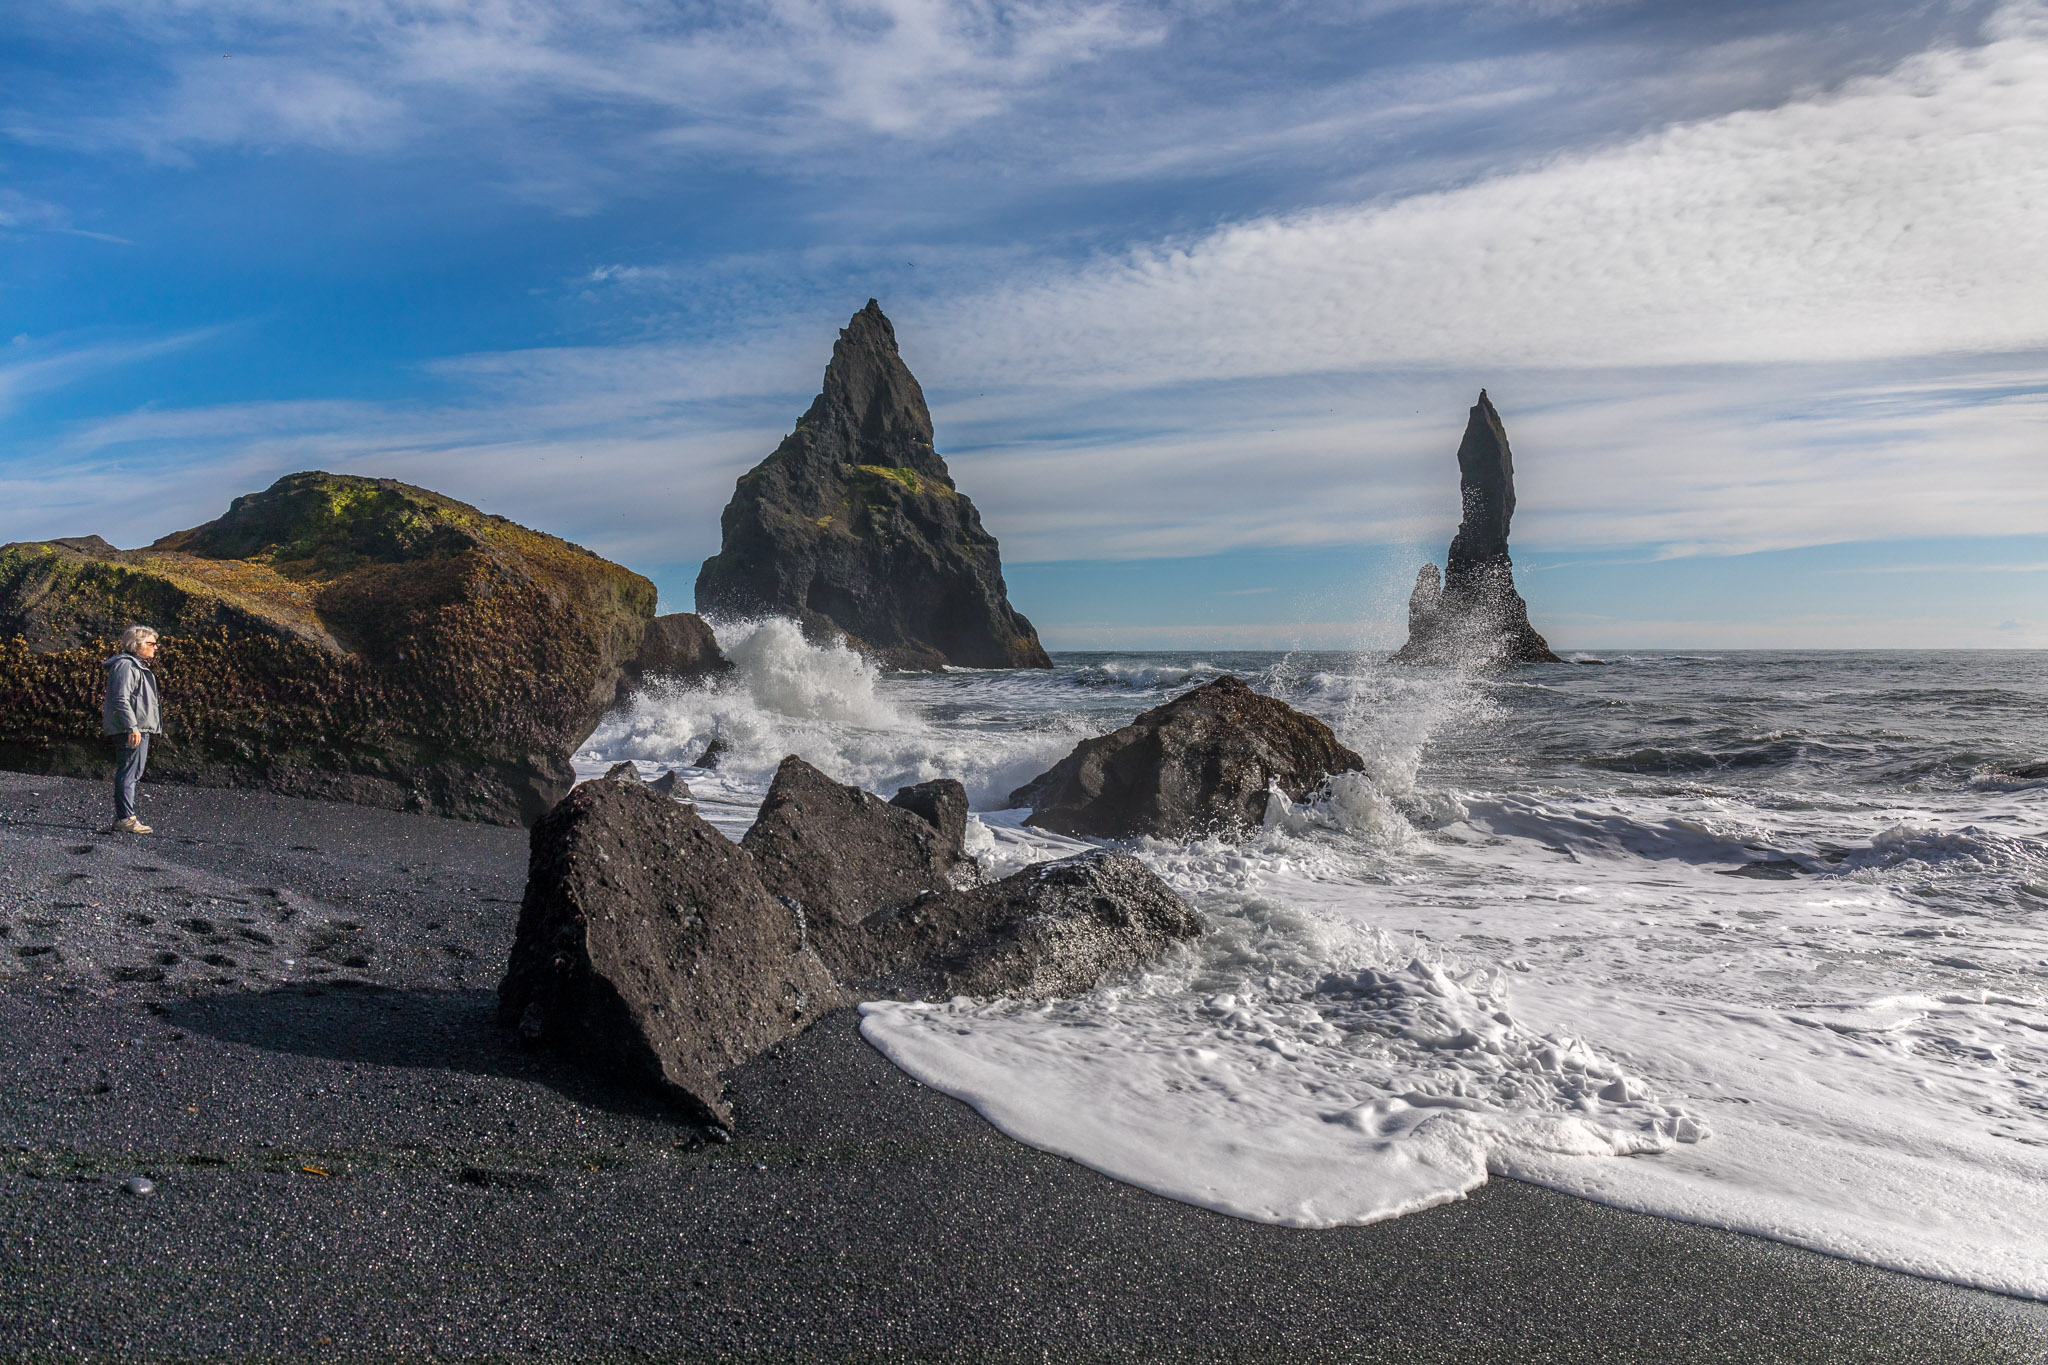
[0,473,658,824]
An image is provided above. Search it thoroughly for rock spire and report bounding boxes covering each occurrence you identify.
[1394,391,1560,665]
[695,300,1050,671]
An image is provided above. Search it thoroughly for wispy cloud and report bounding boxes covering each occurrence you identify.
[915,9,2048,386]
[18,0,1175,166]
[0,330,216,421]
[0,188,134,244]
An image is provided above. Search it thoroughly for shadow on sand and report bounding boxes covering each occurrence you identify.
[163,981,693,1126]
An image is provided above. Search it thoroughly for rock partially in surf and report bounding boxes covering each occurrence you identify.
[0,472,657,824]
[868,852,1201,1001]
[497,778,842,1125]
[615,612,731,703]
[741,756,972,980]
[694,737,729,770]
[694,300,1051,671]
[1007,675,1366,841]
[1393,392,1560,667]
[649,770,691,800]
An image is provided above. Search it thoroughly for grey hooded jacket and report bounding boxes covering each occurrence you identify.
[102,653,162,737]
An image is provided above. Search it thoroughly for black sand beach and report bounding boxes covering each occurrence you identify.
[4,770,2045,1363]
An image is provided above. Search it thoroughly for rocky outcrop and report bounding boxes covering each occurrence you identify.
[1008,676,1366,841]
[497,775,843,1126]
[499,757,1201,1124]
[615,612,730,704]
[1393,392,1560,666]
[865,851,1201,1001]
[695,301,1051,672]
[0,472,657,824]
[741,756,972,981]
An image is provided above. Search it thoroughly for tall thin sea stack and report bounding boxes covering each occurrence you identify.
[1394,391,1560,666]
[695,301,1051,671]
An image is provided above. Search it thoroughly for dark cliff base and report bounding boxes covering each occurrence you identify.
[3,773,2044,1363]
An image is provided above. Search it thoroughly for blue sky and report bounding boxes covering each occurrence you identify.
[3,0,2044,650]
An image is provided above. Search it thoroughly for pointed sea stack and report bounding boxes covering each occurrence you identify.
[695,301,1051,671]
[1393,391,1560,666]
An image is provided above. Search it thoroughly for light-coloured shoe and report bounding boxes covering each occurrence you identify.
[112,816,153,834]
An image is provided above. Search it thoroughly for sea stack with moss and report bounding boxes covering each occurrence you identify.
[0,473,659,824]
[695,300,1051,671]
[1394,391,1560,666]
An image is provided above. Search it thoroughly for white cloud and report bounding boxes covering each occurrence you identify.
[917,6,2048,383]
[27,0,1174,160]
[8,3,2045,630]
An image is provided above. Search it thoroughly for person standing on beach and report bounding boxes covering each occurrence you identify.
[103,625,162,834]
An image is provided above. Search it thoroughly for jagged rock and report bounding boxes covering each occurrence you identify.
[615,612,730,704]
[0,472,656,824]
[693,737,728,770]
[604,762,642,782]
[868,851,1202,1001]
[889,777,970,853]
[1008,676,1366,841]
[741,756,971,980]
[740,758,1199,998]
[649,769,692,800]
[496,778,843,1126]
[1393,392,1561,666]
[695,301,1051,672]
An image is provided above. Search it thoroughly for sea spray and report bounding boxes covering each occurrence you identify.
[589,617,1085,805]
[581,643,2048,1298]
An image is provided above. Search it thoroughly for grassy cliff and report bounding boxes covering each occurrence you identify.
[0,473,656,824]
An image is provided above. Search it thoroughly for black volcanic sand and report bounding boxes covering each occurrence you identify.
[3,772,2045,1363]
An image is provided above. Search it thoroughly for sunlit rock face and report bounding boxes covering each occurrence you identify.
[1395,391,1560,667]
[694,300,1051,672]
[0,472,657,824]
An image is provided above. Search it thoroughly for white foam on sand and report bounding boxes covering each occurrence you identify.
[861,893,1698,1228]
[866,774,2048,1298]
[585,634,2048,1297]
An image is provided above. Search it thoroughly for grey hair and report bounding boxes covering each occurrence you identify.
[117,625,159,654]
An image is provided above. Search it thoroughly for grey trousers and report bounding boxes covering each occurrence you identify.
[114,734,149,821]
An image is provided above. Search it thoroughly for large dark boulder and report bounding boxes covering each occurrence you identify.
[497,777,843,1126]
[1008,676,1366,841]
[615,612,730,704]
[740,755,972,980]
[1394,392,1560,666]
[0,473,658,824]
[739,757,1199,1000]
[695,301,1051,672]
[867,851,1202,1001]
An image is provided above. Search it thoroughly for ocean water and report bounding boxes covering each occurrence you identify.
[583,621,2048,1299]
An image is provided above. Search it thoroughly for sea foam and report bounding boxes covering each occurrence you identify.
[582,630,2048,1297]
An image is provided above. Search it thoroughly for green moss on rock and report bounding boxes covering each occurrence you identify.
[0,472,658,825]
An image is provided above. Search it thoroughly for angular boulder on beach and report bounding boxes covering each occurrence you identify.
[0,472,658,824]
[1394,391,1560,666]
[615,612,730,703]
[741,755,973,980]
[694,300,1051,672]
[1008,675,1366,841]
[867,850,1202,1001]
[497,777,843,1125]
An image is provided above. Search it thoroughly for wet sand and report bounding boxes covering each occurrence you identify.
[3,770,2045,1362]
